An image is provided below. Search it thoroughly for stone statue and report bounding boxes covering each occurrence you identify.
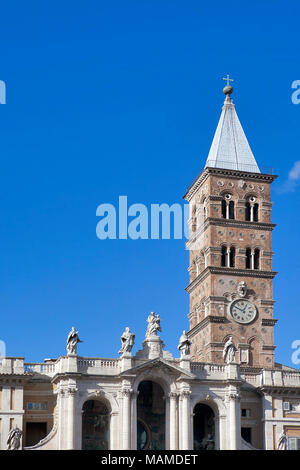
[223,336,237,364]
[277,431,288,450]
[146,312,161,338]
[7,427,22,450]
[237,281,247,298]
[178,330,191,357]
[118,327,135,355]
[67,326,82,355]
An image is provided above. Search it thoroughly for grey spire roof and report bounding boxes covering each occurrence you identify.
[205,94,260,173]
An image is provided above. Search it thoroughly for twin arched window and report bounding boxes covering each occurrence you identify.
[246,248,260,270]
[245,196,259,222]
[221,246,260,269]
[221,246,235,267]
[220,194,259,222]
[221,194,235,219]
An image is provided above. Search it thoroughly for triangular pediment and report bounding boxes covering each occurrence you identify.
[120,357,195,379]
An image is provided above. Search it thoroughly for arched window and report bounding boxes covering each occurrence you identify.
[221,246,227,267]
[245,197,259,222]
[229,201,235,219]
[246,248,252,269]
[221,246,235,268]
[203,198,207,221]
[245,248,260,270]
[254,248,260,270]
[253,203,259,222]
[221,194,235,220]
[221,199,227,219]
[229,246,235,268]
[245,202,251,221]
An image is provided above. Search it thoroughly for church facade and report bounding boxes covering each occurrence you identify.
[1,83,300,451]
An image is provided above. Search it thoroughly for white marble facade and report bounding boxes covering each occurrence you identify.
[1,326,300,450]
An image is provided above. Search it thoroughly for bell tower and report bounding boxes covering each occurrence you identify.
[184,79,277,368]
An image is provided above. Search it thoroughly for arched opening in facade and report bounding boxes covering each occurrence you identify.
[82,399,110,450]
[136,380,165,450]
[193,403,215,450]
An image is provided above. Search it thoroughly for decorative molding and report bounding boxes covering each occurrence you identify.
[186,266,277,293]
[261,300,276,305]
[180,390,192,398]
[187,217,276,247]
[183,168,277,201]
[183,168,277,202]
[227,392,241,402]
[262,345,276,351]
[261,319,278,326]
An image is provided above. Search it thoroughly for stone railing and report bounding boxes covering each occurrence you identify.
[24,362,56,376]
[239,369,300,388]
[77,358,120,374]
[22,357,120,377]
[282,371,300,387]
[0,357,25,375]
[190,362,227,380]
[241,372,262,387]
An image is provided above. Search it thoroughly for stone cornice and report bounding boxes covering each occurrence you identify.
[183,167,277,202]
[186,217,276,247]
[259,386,300,395]
[261,300,276,306]
[186,266,277,293]
[262,345,276,351]
[206,217,276,231]
[261,319,278,326]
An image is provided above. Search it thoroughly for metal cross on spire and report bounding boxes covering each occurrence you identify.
[222,74,234,86]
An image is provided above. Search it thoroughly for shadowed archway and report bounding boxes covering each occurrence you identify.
[137,380,165,450]
[193,403,215,450]
[82,399,110,450]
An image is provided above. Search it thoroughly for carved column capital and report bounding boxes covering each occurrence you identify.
[67,386,78,396]
[227,392,240,402]
[180,389,192,399]
[121,388,133,398]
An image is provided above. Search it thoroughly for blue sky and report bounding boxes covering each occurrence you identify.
[0,0,300,366]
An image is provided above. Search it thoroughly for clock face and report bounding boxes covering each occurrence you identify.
[230,299,257,324]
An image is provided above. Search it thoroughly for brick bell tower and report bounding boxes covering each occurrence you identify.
[184,78,277,368]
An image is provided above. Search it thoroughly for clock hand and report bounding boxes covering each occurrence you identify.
[234,306,244,314]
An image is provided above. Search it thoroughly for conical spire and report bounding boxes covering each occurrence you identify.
[205,79,260,173]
